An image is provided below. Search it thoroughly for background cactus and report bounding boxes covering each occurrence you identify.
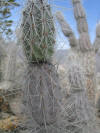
[64,64,99,133]
[3,43,17,83]
[0,35,6,82]
[56,0,99,106]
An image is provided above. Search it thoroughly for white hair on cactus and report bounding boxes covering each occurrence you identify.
[68,63,86,92]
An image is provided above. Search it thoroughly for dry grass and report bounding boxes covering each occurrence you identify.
[0,116,19,131]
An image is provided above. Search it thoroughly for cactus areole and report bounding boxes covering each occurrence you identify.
[22,0,55,64]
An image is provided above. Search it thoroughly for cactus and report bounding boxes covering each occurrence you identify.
[52,63,99,133]
[22,0,55,63]
[21,0,100,132]
[94,22,100,53]
[3,43,17,82]
[0,35,6,82]
[21,0,62,132]
[56,0,100,106]
[56,0,100,131]
[62,64,99,133]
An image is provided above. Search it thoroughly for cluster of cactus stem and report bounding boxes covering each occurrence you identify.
[21,0,100,132]
[22,0,55,63]
[56,0,100,106]
[56,0,100,132]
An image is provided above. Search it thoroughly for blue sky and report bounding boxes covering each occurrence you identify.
[10,0,100,48]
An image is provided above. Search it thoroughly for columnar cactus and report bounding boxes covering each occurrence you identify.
[56,0,99,105]
[3,43,17,82]
[61,64,99,133]
[94,22,100,52]
[21,0,61,132]
[0,35,6,81]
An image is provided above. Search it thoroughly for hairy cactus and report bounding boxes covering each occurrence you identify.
[21,0,62,132]
[61,64,99,133]
[22,0,55,63]
[0,35,6,81]
[3,43,17,82]
[94,22,100,53]
[56,0,100,105]
[21,0,100,132]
